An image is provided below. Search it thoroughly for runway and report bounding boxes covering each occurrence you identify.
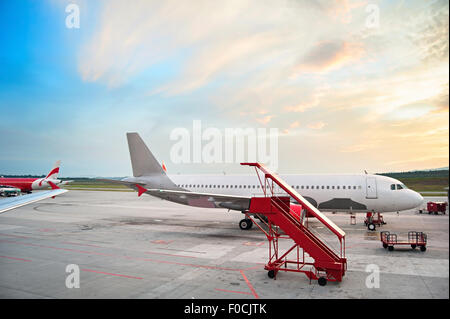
[0,191,448,299]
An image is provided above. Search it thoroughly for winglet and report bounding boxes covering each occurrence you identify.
[136,184,148,197]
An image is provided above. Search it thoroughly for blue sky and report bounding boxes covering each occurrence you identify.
[0,0,448,177]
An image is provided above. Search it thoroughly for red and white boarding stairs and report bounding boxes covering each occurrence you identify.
[241,163,347,286]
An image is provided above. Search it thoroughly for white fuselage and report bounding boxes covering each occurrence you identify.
[164,173,423,213]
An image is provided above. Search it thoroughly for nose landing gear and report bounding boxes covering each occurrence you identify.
[364,212,385,231]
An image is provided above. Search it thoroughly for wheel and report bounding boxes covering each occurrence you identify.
[388,246,394,251]
[411,244,416,249]
[383,243,388,249]
[267,270,275,279]
[367,223,376,231]
[239,218,253,230]
[318,277,327,286]
[419,210,422,214]
[420,246,426,252]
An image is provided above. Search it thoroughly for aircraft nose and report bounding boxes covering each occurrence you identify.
[412,191,424,208]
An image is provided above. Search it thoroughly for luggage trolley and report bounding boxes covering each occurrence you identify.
[380,231,427,252]
[419,202,447,215]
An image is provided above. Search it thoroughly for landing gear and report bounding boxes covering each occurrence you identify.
[239,218,253,230]
[318,277,327,286]
[365,212,385,231]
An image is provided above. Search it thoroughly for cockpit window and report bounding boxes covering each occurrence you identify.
[391,183,408,190]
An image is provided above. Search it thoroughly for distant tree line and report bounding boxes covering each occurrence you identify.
[377,170,449,179]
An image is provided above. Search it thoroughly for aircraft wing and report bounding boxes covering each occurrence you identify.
[142,188,251,211]
[96,179,251,211]
[0,189,68,214]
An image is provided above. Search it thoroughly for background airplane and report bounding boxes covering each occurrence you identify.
[0,161,70,193]
[103,133,424,231]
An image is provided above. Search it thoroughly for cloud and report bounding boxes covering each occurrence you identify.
[308,121,326,130]
[324,0,367,24]
[290,121,300,129]
[70,0,449,174]
[284,94,320,113]
[294,40,365,74]
[256,115,274,125]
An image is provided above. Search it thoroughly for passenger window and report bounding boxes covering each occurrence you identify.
[311,186,314,189]
[343,186,346,189]
[306,186,309,189]
[353,186,356,190]
[337,186,340,189]
[301,186,304,189]
[332,186,335,189]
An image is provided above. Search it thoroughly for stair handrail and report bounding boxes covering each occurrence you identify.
[242,162,345,239]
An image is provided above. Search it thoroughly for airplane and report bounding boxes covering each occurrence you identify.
[0,161,70,193]
[102,133,424,231]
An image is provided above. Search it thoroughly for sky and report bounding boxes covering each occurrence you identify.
[0,0,448,177]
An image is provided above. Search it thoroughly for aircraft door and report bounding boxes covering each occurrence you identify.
[366,177,378,199]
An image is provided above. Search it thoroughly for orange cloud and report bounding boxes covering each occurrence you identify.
[290,121,300,128]
[296,41,365,74]
[327,0,367,24]
[308,121,327,130]
[256,115,274,125]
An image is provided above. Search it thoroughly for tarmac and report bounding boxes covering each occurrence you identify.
[0,191,448,299]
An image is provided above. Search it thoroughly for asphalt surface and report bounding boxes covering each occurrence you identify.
[0,191,448,299]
